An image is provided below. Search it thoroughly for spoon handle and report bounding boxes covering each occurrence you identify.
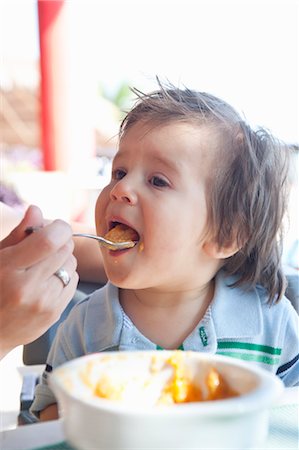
[25,227,135,250]
[72,233,136,250]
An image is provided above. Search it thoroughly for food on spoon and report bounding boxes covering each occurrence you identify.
[104,224,139,244]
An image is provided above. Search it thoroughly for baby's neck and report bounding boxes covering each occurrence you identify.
[119,281,214,350]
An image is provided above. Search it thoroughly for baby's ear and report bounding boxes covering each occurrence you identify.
[203,240,240,260]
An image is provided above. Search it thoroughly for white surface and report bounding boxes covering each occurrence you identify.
[0,347,24,432]
[0,387,298,450]
[0,419,64,450]
[276,386,299,406]
[0,346,43,433]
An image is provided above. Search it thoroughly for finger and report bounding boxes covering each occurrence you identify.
[4,219,74,269]
[57,272,79,311]
[50,260,77,291]
[24,238,76,282]
[3,271,79,346]
[50,253,78,290]
[43,271,79,325]
[38,265,79,316]
[0,205,43,250]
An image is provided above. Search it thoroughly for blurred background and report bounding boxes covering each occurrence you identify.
[1,0,298,227]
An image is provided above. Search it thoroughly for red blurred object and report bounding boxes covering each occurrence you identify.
[38,0,64,170]
[37,0,95,172]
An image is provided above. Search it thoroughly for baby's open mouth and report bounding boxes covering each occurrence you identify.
[104,222,140,246]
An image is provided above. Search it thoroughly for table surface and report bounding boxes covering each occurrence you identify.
[1,387,298,450]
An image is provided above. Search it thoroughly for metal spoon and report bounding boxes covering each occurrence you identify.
[25,227,137,251]
[72,233,137,251]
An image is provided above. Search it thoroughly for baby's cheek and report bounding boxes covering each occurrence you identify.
[94,197,101,231]
[94,190,109,232]
[151,234,177,255]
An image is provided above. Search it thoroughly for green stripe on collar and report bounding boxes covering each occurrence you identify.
[156,344,184,351]
[217,351,280,365]
[217,341,281,355]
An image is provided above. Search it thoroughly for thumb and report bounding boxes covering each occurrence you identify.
[0,205,44,249]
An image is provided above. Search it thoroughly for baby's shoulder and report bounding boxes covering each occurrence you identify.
[255,283,297,317]
[71,282,118,315]
[58,282,122,354]
[254,286,298,343]
[214,271,297,327]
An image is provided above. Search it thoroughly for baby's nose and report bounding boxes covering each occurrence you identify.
[110,179,137,205]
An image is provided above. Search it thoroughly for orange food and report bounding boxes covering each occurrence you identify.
[158,352,238,404]
[94,375,125,401]
[159,353,203,404]
[206,368,238,400]
[104,224,138,243]
[85,352,238,406]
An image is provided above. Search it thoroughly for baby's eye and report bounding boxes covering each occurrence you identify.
[149,176,169,188]
[112,168,126,180]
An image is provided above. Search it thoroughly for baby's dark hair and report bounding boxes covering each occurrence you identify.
[120,81,290,303]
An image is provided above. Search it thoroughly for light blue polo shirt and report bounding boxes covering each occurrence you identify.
[31,272,299,415]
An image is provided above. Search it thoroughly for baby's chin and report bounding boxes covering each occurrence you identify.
[105,269,150,290]
[104,267,136,289]
[110,279,144,290]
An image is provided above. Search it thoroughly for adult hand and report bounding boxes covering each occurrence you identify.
[0,205,79,360]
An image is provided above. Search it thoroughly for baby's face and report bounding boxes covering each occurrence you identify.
[95,121,217,290]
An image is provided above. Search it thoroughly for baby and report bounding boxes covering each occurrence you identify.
[32,82,298,420]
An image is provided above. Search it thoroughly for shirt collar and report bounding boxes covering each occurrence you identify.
[88,274,264,352]
[211,271,263,339]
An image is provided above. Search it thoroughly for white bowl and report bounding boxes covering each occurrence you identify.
[50,351,283,450]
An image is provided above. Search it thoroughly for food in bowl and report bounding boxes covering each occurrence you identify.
[50,351,283,450]
[80,351,238,405]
